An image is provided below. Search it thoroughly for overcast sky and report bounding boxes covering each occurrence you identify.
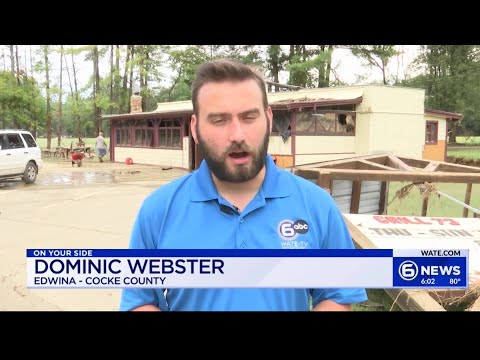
[330,45,421,84]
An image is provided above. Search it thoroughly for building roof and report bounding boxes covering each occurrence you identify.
[425,108,463,120]
[102,85,462,120]
[102,87,366,120]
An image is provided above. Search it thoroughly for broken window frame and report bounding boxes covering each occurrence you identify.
[294,108,356,135]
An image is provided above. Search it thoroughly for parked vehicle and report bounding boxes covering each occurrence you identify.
[0,129,43,184]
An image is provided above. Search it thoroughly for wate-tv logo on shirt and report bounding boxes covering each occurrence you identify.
[277,219,310,248]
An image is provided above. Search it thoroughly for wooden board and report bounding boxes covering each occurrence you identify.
[273,154,293,169]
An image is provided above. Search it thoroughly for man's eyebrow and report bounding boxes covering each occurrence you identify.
[239,108,261,116]
[206,108,260,120]
[207,112,230,120]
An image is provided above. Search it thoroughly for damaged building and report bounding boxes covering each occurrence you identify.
[102,85,461,171]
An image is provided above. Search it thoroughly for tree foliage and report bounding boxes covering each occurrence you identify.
[0,70,45,132]
[402,45,480,140]
[1,44,480,143]
[350,45,398,85]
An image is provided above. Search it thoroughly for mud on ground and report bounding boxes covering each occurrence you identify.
[38,157,190,187]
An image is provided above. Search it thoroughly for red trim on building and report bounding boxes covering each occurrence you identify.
[270,97,363,111]
[424,108,462,119]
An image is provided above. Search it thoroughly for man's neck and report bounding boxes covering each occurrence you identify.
[212,167,266,212]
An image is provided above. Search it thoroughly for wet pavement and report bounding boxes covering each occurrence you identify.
[37,170,161,186]
[38,171,114,186]
[0,158,190,189]
[0,159,189,311]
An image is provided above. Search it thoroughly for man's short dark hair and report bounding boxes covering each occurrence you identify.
[191,58,268,117]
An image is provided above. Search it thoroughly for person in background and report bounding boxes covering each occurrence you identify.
[95,131,108,162]
[120,58,368,311]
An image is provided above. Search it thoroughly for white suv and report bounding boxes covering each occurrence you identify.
[0,129,43,184]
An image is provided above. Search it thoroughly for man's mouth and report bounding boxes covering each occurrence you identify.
[229,151,249,159]
[228,151,251,165]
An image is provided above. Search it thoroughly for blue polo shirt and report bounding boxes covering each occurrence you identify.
[120,155,368,311]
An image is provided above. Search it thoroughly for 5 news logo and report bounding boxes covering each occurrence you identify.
[393,255,467,288]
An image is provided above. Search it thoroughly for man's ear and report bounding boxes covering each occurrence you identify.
[266,106,273,135]
[191,114,199,144]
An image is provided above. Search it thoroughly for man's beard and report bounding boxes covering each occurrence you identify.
[196,123,270,183]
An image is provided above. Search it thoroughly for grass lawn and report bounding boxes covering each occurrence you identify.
[447,148,480,160]
[36,137,110,149]
[454,136,480,145]
[353,290,402,311]
[386,181,480,218]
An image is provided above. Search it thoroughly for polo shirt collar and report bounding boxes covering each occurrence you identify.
[262,155,291,198]
[190,159,218,202]
[190,154,291,202]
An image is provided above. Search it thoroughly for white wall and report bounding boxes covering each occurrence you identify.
[356,86,426,158]
[424,114,447,140]
[354,112,372,156]
[295,136,356,165]
[114,147,184,168]
[369,113,425,158]
[268,136,291,155]
[438,118,446,140]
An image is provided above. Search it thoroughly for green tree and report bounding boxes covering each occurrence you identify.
[265,45,288,91]
[163,46,211,101]
[350,45,398,85]
[284,45,335,88]
[0,70,45,132]
[403,45,480,142]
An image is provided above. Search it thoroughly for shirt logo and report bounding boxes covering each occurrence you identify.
[277,219,309,249]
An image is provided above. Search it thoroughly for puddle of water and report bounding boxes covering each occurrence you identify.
[0,180,21,189]
[37,171,115,186]
[2,167,185,188]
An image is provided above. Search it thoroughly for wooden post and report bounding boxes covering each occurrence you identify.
[350,181,362,213]
[463,183,473,218]
[421,197,429,217]
[317,172,331,193]
[379,181,387,214]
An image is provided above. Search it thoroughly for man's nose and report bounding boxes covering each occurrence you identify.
[227,119,246,143]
